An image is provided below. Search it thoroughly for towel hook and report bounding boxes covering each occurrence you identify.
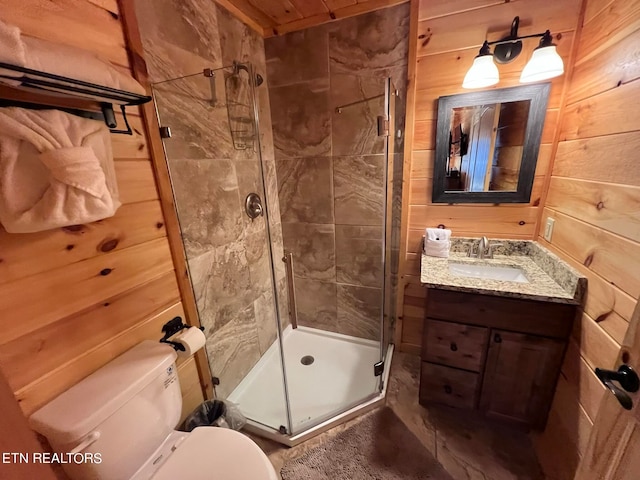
[101,104,132,135]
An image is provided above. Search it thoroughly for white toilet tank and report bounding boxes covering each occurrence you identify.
[29,341,182,480]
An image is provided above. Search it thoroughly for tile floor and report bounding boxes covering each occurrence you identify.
[252,351,545,480]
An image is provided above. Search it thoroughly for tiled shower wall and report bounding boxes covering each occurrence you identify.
[265,4,410,341]
[135,0,287,398]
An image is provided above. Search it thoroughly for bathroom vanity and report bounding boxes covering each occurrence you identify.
[419,239,586,429]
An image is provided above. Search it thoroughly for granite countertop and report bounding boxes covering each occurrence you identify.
[420,239,586,304]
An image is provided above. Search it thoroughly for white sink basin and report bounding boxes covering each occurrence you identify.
[448,262,529,283]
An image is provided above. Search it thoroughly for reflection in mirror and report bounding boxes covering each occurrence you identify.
[432,83,551,204]
[447,100,530,193]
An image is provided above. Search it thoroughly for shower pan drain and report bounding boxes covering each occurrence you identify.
[300,355,315,366]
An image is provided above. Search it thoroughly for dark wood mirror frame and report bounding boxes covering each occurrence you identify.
[432,83,551,204]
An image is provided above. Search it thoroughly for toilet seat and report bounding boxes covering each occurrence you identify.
[151,427,277,480]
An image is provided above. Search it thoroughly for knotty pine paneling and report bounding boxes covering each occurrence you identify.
[0,0,204,418]
[398,0,582,353]
[533,1,640,477]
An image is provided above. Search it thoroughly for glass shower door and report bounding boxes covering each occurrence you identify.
[276,74,396,435]
[151,64,292,435]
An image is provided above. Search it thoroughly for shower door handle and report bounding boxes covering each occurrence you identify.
[245,193,264,219]
[283,252,298,329]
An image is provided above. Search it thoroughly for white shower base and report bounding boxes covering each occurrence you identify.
[228,325,383,438]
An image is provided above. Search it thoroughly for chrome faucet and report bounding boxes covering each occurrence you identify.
[477,236,490,259]
[465,237,504,259]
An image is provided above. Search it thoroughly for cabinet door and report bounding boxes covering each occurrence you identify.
[480,330,565,428]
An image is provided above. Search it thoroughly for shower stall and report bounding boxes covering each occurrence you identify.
[152,61,403,445]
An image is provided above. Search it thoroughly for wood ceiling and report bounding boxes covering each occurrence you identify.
[216,0,408,37]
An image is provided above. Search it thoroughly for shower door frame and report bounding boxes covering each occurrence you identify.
[249,75,398,445]
[147,62,398,446]
[150,61,295,437]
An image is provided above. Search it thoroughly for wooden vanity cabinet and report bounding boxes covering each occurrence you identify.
[419,288,576,429]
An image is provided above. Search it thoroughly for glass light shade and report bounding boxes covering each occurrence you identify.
[462,55,500,89]
[520,45,564,82]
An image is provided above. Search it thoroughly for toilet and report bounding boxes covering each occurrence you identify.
[29,340,278,480]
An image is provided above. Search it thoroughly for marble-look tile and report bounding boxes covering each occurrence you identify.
[216,3,264,67]
[187,248,216,325]
[154,77,249,161]
[269,219,284,260]
[254,289,278,355]
[294,278,338,332]
[331,73,386,156]
[336,284,381,340]
[336,225,383,288]
[234,159,268,238]
[265,24,329,88]
[430,407,546,480]
[235,159,261,195]
[385,352,438,456]
[141,39,216,85]
[245,229,272,295]
[263,159,282,226]
[334,155,385,226]
[206,303,261,399]
[136,0,222,64]
[169,159,243,257]
[282,223,335,281]
[276,157,334,224]
[188,241,253,334]
[435,444,488,480]
[269,79,331,159]
[257,84,276,162]
[328,4,410,75]
[135,0,223,79]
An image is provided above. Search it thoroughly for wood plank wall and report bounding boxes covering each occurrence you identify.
[532,1,640,477]
[397,0,583,353]
[0,0,204,424]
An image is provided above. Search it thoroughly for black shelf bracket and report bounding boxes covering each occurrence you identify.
[0,61,152,135]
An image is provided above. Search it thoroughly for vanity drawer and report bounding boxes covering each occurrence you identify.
[425,288,575,338]
[423,319,488,372]
[419,362,479,410]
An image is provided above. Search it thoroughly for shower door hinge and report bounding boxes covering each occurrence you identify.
[211,376,220,386]
[377,116,389,137]
[159,126,172,138]
[374,361,385,377]
[279,425,288,435]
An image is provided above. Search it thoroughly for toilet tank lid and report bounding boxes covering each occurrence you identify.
[29,341,178,445]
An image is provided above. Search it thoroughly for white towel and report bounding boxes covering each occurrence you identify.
[424,228,452,258]
[0,19,145,95]
[424,240,451,258]
[0,20,26,85]
[0,107,120,233]
[426,227,451,241]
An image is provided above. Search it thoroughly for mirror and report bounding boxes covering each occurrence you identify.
[432,83,550,203]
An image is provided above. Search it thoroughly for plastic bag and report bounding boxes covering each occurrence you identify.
[180,399,247,432]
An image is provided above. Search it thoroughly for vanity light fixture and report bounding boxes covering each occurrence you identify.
[462,17,564,89]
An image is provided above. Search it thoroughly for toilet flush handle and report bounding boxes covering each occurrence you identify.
[69,431,101,454]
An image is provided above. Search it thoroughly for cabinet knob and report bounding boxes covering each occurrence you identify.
[443,385,452,394]
[494,333,502,343]
[450,342,458,352]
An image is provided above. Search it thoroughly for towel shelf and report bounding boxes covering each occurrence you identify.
[0,62,152,135]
